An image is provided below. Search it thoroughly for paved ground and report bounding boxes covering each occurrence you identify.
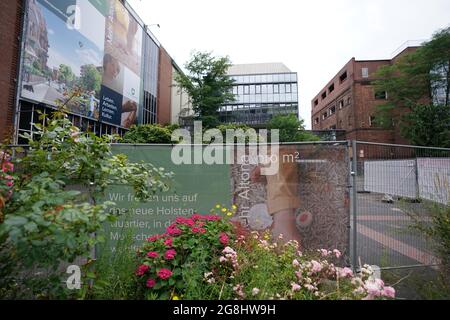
[352,192,439,268]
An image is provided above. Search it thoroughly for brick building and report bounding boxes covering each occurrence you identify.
[0,0,24,142]
[311,46,419,144]
[0,0,185,143]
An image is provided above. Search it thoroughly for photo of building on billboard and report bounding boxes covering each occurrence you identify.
[20,0,143,129]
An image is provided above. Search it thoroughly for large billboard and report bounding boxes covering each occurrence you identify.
[20,0,143,129]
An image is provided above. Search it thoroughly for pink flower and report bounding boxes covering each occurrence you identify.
[252,288,260,296]
[291,282,301,292]
[310,260,322,273]
[146,278,156,288]
[6,181,13,187]
[157,268,173,280]
[205,215,221,221]
[147,251,159,258]
[219,256,227,263]
[167,226,182,236]
[2,162,14,173]
[146,235,159,242]
[176,217,195,226]
[135,264,150,276]
[164,237,173,247]
[191,227,201,233]
[164,249,176,260]
[219,232,229,246]
[382,286,396,299]
[319,249,329,257]
[337,267,353,278]
[333,249,342,259]
[199,228,207,234]
[191,214,203,221]
[292,259,300,267]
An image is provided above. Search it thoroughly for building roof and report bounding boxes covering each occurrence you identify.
[227,63,292,75]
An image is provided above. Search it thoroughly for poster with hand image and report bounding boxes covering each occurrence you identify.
[100,0,143,128]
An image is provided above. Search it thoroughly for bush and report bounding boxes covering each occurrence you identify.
[122,125,173,144]
[134,206,395,300]
[0,100,172,299]
[268,114,320,143]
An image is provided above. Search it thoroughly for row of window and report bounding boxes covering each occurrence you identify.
[233,93,298,104]
[219,104,298,125]
[229,73,297,85]
[314,97,352,124]
[233,83,298,95]
[219,103,298,112]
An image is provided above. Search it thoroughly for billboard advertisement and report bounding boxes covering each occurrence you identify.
[20,0,143,129]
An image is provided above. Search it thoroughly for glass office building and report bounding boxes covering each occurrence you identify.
[219,63,299,126]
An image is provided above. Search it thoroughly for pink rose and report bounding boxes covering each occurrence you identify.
[146,278,156,288]
[167,226,182,236]
[164,249,176,260]
[157,268,173,280]
[219,232,229,246]
[135,264,150,276]
[147,251,159,258]
[164,237,173,247]
[382,286,395,299]
[146,235,159,242]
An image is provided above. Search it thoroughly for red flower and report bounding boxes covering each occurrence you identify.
[164,249,176,260]
[205,215,221,221]
[135,264,150,276]
[199,228,207,234]
[147,251,159,258]
[219,232,229,246]
[176,217,195,226]
[164,237,173,247]
[157,268,173,280]
[146,278,156,288]
[191,227,201,233]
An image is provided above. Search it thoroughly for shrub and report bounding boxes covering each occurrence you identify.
[135,205,236,300]
[135,206,395,300]
[122,124,173,144]
[0,98,172,299]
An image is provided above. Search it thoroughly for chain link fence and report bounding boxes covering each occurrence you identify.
[350,141,450,272]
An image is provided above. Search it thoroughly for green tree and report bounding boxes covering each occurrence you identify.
[373,27,450,146]
[268,114,320,143]
[174,51,235,128]
[80,64,102,94]
[121,124,173,144]
[58,64,75,84]
[400,104,450,148]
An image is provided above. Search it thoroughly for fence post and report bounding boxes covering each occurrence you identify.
[350,140,358,272]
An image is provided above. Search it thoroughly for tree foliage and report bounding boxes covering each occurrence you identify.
[174,51,235,127]
[373,27,450,147]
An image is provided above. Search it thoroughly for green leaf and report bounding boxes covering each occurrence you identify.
[5,216,28,226]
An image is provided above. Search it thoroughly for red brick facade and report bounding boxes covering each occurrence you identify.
[0,0,23,142]
[157,46,173,125]
[311,48,418,144]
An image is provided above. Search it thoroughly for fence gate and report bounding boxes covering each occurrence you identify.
[350,141,450,271]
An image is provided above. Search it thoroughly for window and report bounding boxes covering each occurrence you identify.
[375,91,387,100]
[339,100,344,109]
[369,116,376,127]
[250,85,255,94]
[238,86,244,95]
[362,68,369,78]
[279,84,285,94]
[233,86,238,95]
[255,85,261,94]
[322,111,328,120]
[321,91,327,100]
[314,117,319,125]
[329,106,336,115]
[286,84,291,93]
[244,85,250,95]
[328,83,335,93]
[274,84,279,94]
[339,71,348,83]
[314,99,319,106]
[347,97,351,105]
[292,83,298,93]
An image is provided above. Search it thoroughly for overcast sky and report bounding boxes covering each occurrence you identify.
[128,0,450,129]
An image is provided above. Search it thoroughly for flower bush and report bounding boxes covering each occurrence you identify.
[135,206,236,300]
[135,207,396,301]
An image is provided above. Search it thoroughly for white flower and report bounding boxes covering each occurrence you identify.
[252,288,260,296]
